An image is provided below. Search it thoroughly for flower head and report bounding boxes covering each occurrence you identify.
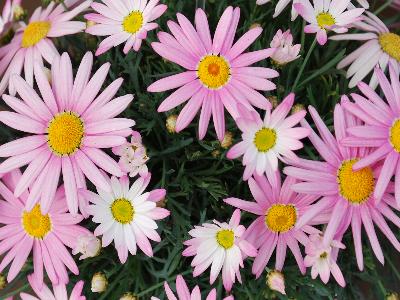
[0,0,92,95]
[91,272,108,293]
[256,0,299,20]
[270,29,300,66]
[0,169,89,286]
[304,234,346,287]
[72,233,101,260]
[294,0,364,45]
[20,274,85,300]
[85,174,169,263]
[0,51,135,215]
[148,6,279,141]
[266,270,286,295]
[227,93,309,183]
[85,0,167,55]
[0,0,21,37]
[183,209,257,291]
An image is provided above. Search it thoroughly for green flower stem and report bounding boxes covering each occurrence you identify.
[374,0,393,15]
[196,0,206,10]
[292,37,317,92]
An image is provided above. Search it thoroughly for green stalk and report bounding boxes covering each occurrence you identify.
[196,0,206,10]
[292,37,317,92]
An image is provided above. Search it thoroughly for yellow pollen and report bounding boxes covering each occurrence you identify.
[265,204,297,233]
[337,159,374,204]
[111,198,134,224]
[216,229,234,249]
[390,119,400,152]
[379,33,400,62]
[47,112,84,156]
[21,21,51,48]
[320,252,328,259]
[197,55,230,89]
[22,204,51,239]
[316,12,335,29]
[123,11,144,34]
[254,128,277,152]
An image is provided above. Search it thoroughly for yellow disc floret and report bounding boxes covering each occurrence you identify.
[316,13,335,29]
[265,204,297,233]
[379,33,400,62]
[216,229,235,249]
[123,11,144,34]
[390,119,400,153]
[22,204,51,239]
[47,112,84,156]
[22,21,51,48]
[197,55,230,89]
[254,128,277,152]
[111,198,134,224]
[337,159,374,204]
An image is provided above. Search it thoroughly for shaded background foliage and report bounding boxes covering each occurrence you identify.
[0,0,399,299]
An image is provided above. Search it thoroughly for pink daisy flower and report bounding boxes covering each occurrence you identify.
[183,209,257,292]
[147,6,279,141]
[226,93,309,183]
[0,51,135,215]
[330,12,400,88]
[85,0,167,55]
[20,274,85,300]
[0,0,21,37]
[151,275,234,300]
[84,174,169,263]
[294,0,364,45]
[284,98,400,271]
[0,0,92,95]
[224,172,324,278]
[304,234,346,287]
[0,169,89,286]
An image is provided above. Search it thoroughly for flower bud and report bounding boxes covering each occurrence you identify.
[266,270,286,295]
[73,234,101,260]
[220,131,233,149]
[0,274,6,290]
[120,292,137,300]
[91,272,108,293]
[166,115,178,133]
[291,103,305,114]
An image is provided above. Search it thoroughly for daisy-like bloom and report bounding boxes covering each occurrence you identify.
[20,274,85,300]
[0,52,135,215]
[183,209,257,291]
[330,12,400,88]
[294,0,364,45]
[147,6,279,141]
[0,0,21,37]
[0,0,92,95]
[85,174,169,263]
[256,0,299,21]
[226,93,309,183]
[224,172,324,278]
[284,98,400,271]
[0,169,89,286]
[85,0,167,55]
[270,29,301,66]
[304,234,346,287]
[150,275,234,300]
[112,131,149,178]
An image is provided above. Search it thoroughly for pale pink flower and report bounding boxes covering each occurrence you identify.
[84,174,169,263]
[256,0,299,21]
[85,0,167,55]
[183,209,257,291]
[0,0,92,95]
[304,234,346,287]
[20,274,85,300]
[112,131,149,178]
[227,93,309,183]
[270,30,300,66]
[224,172,325,278]
[294,0,364,45]
[0,169,89,286]
[0,51,135,215]
[330,12,400,88]
[148,6,279,141]
[0,0,21,37]
[72,233,101,260]
[266,270,286,295]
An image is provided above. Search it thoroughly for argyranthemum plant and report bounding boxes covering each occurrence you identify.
[148,6,278,141]
[0,51,135,215]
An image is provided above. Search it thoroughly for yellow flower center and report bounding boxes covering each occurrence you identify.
[22,204,51,239]
[337,159,374,204]
[197,55,230,89]
[123,11,144,34]
[254,128,277,152]
[316,12,335,29]
[265,204,297,233]
[21,21,51,48]
[320,251,328,259]
[379,33,400,62]
[111,198,134,224]
[47,112,84,156]
[216,229,234,249]
[390,119,400,152]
